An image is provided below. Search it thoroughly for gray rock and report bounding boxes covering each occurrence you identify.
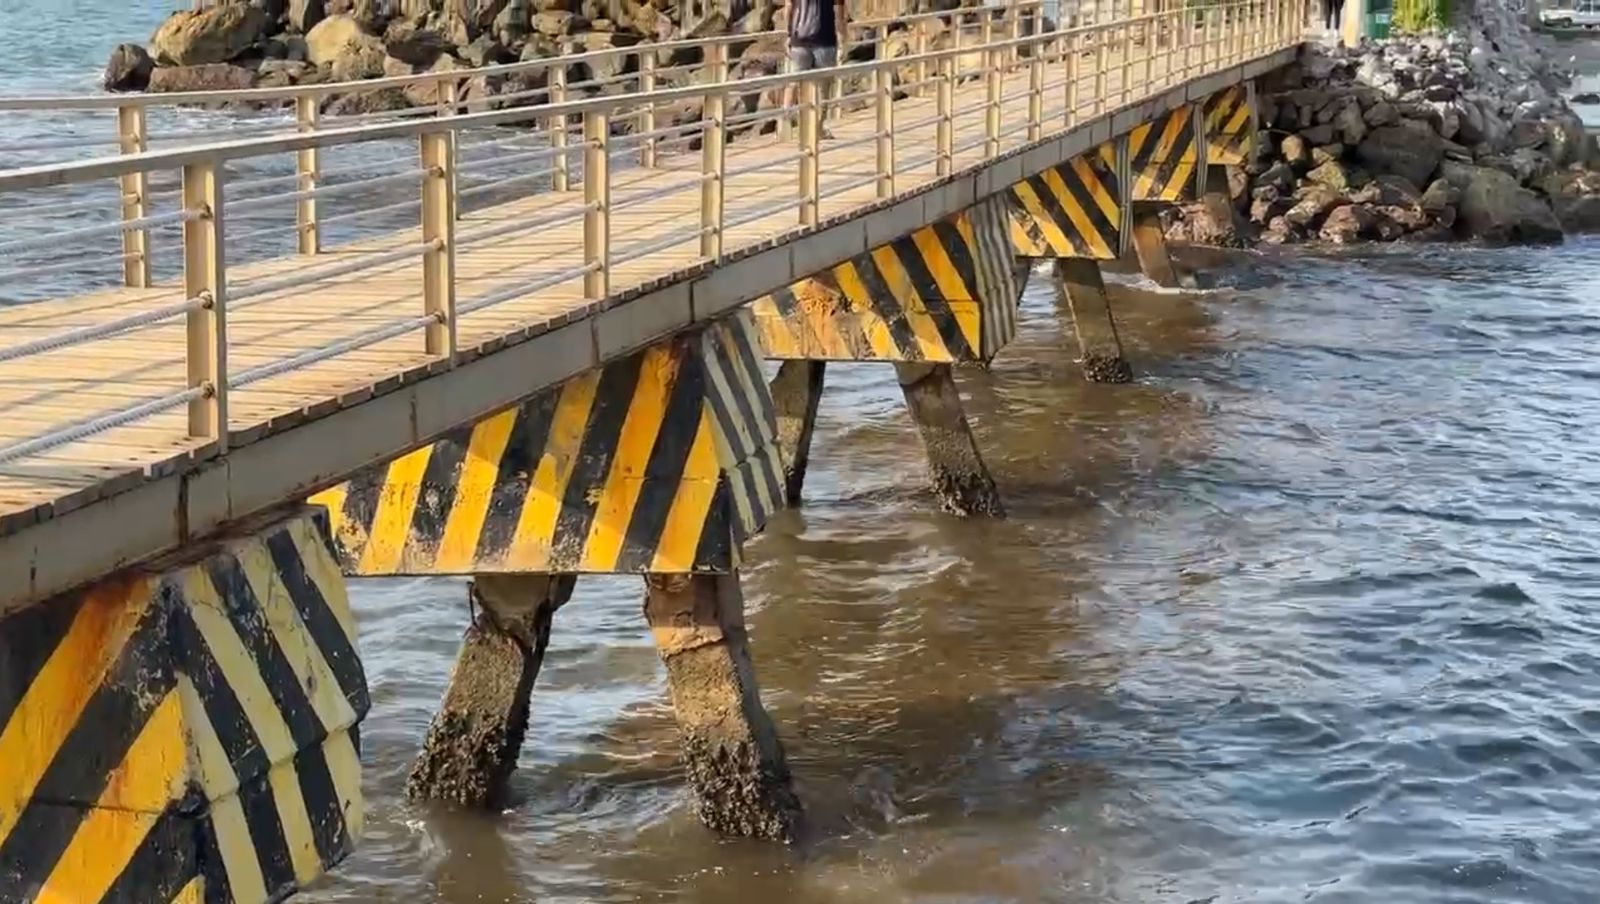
[1320,204,1376,243]
[1364,101,1398,127]
[1336,101,1367,146]
[1306,159,1352,192]
[1168,193,1249,247]
[1300,123,1337,145]
[1453,164,1563,244]
[1552,194,1600,232]
[149,5,270,66]
[1280,133,1311,170]
[1256,160,1296,194]
[1311,143,1345,167]
[1285,184,1345,227]
[289,0,325,33]
[147,62,257,93]
[1357,119,1445,190]
[384,21,451,66]
[104,43,155,92]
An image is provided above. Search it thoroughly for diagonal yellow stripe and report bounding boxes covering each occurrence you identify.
[287,516,358,645]
[171,877,205,904]
[434,408,518,572]
[873,245,952,361]
[356,446,433,575]
[235,542,357,735]
[266,758,323,885]
[176,677,270,904]
[179,567,298,765]
[1012,182,1072,258]
[37,690,187,904]
[506,371,599,568]
[0,577,154,852]
[582,345,676,570]
[322,729,364,843]
[913,224,970,301]
[1074,154,1121,226]
[1047,165,1113,259]
[751,296,802,358]
[834,261,899,359]
[307,484,347,550]
[650,412,721,571]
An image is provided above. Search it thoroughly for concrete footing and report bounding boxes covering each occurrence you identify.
[1129,207,1197,290]
[406,573,576,807]
[895,362,1005,517]
[1052,258,1134,384]
[769,359,827,506]
[643,573,801,841]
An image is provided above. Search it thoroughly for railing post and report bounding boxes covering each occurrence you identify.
[583,111,610,298]
[833,29,850,122]
[981,8,994,48]
[1121,21,1134,106]
[117,104,151,288]
[798,78,820,227]
[1066,29,1080,126]
[985,47,1002,157]
[778,55,794,143]
[640,51,658,168]
[293,95,321,255]
[937,55,954,176]
[1028,27,1044,142]
[181,161,228,450]
[1094,24,1109,114]
[1006,2,1022,65]
[702,44,727,259]
[875,66,894,198]
[550,60,570,191]
[420,129,457,359]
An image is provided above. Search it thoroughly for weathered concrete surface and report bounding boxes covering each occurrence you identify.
[1128,207,1196,290]
[1052,259,1134,384]
[894,363,1004,518]
[406,573,576,806]
[769,359,827,506]
[643,573,802,841]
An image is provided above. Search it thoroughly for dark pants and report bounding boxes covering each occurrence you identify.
[1326,0,1345,28]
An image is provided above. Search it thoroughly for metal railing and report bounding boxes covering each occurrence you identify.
[0,0,1305,468]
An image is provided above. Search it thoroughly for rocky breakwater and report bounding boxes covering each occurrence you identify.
[1166,24,1600,249]
[100,0,783,115]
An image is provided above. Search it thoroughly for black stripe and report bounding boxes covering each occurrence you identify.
[263,530,369,717]
[100,805,197,904]
[1056,159,1120,254]
[549,353,643,565]
[291,739,353,870]
[193,808,236,904]
[170,603,271,781]
[726,320,777,441]
[0,599,174,900]
[1147,114,1195,200]
[473,391,559,564]
[855,249,926,360]
[692,480,734,569]
[238,767,299,902]
[330,455,386,570]
[618,349,707,570]
[1022,172,1088,257]
[897,232,977,360]
[1129,121,1160,174]
[702,325,763,459]
[0,591,83,730]
[403,423,474,562]
[202,554,327,751]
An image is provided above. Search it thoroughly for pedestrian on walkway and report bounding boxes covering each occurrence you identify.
[783,0,849,137]
[1326,0,1346,31]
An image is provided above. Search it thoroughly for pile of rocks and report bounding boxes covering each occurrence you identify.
[1166,12,1600,248]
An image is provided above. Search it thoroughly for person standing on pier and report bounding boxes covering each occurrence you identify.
[783,0,849,136]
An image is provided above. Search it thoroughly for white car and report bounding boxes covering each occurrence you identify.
[1541,2,1600,28]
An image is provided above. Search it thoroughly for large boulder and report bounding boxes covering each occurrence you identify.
[326,0,393,32]
[1448,164,1563,244]
[305,14,373,66]
[104,43,155,91]
[147,63,257,93]
[149,5,270,66]
[329,33,387,80]
[1356,119,1444,189]
[384,20,451,66]
[1166,193,1249,247]
[1320,204,1376,244]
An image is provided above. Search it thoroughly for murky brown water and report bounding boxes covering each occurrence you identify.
[298,240,1600,904]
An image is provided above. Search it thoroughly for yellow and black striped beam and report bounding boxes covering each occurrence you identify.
[312,310,782,576]
[749,195,1023,364]
[1203,84,1255,167]
[0,507,366,904]
[1128,104,1200,203]
[1007,142,1123,260]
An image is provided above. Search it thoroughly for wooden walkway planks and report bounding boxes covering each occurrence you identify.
[0,40,1230,527]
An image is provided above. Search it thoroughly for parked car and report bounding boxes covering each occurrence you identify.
[1541,1,1600,28]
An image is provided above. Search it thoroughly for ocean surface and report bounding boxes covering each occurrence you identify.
[6,4,1600,902]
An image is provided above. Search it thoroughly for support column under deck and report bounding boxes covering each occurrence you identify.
[769,359,827,506]
[1128,207,1196,290]
[895,362,1005,518]
[643,572,801,842]
[406,574,576,807]
[1053,259,1134,384]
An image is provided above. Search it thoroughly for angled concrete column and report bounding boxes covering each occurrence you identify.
[406,573,576,807]
[1053,259,1134,384]
[643,572,801,841]
[769,359,827,506]
[894,362,1005,518]
[1129,207,1197,290]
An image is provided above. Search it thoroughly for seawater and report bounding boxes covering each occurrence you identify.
[5,4,1600,901]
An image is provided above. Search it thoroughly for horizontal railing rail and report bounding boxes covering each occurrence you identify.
[0,0,1306,472]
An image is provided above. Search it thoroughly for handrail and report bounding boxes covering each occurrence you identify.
[0,0,1306,469]
[0,29,787,112]
[0,7,1263,194]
